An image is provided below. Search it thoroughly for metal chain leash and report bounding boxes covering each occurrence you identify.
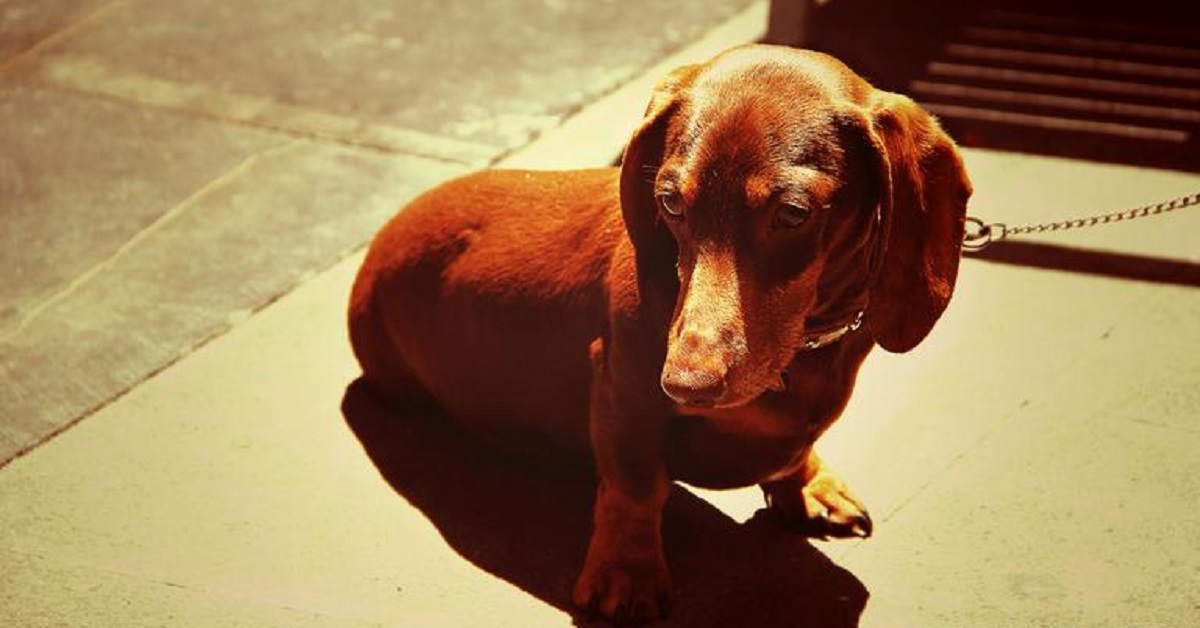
[962,191,1200,252]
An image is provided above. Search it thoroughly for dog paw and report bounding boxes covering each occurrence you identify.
[763,471,873,539]
[572,554,673,623]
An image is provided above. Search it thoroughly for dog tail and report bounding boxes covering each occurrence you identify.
[347,262,438,412]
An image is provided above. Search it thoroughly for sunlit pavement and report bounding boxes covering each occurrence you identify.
[3,2,1198,626]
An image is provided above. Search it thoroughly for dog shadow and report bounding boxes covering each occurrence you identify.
[341,378,868,627]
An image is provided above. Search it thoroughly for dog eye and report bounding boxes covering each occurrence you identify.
[656,192,684,219]
[774,203,811,228]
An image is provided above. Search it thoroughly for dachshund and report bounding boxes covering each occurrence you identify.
[348,44,971,622]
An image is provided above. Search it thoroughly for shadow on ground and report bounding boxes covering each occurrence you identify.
[965,241,1200,288]
[341,378,868,627]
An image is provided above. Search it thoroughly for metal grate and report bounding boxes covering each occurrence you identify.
[907,8,1200,172]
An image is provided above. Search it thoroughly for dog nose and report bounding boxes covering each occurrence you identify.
[661,368,726,407]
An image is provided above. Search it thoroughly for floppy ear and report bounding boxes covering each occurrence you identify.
[864,91,972,353]
[619,65,697,267]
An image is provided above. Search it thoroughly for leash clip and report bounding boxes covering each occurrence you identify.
[963,217,1005,252]
[801,311,865,351]
[848,311,863,332]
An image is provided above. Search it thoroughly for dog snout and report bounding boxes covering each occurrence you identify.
[661,365,727,407]
[661,321,745,407]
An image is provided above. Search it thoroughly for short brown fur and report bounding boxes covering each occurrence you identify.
[349,45,971,622]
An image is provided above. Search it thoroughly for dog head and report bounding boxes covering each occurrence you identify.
[620,45,971,409]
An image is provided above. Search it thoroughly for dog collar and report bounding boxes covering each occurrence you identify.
[801,310,864,351]
[779,311,865,392]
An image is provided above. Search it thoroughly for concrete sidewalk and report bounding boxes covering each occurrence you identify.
[4,1,1200,627]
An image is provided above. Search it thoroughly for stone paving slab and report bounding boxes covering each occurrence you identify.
[0,81,465,461]
[9,0,757,159]
[1,82,287,333]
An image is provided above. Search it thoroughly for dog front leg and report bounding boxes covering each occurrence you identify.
[573,338,673,622]
[761,448,873,539]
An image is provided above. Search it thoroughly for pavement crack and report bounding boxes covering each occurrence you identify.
[1129,418,1200,434]
[30,55,495,166]
[0,140,300,344]
[0,0,130,75]
[835,399,1034,561]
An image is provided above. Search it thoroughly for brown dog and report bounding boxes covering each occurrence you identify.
[348,44,970,622]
